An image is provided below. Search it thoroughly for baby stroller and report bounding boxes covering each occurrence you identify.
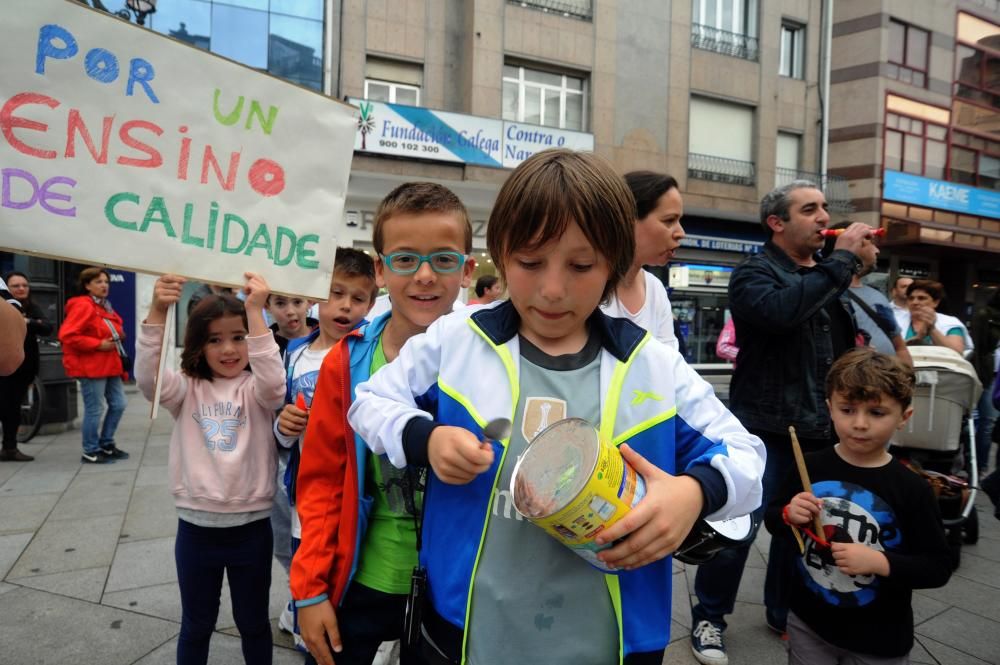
[890,346,982,570]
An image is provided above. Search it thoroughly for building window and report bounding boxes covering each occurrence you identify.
[888,19,929,88]
[691,0,759,61]
[149,0,325,91]
[950,131,1000,189]
[364,57,423,105]
[502,64,587,131]
[364,79,421,105]
[688,97,755,186]
[883,95,949,180]
[779,22,805,79]
[885,112,948,179]
[953,11,1000,141]
[508,0,593,20]
[775,132,802,186]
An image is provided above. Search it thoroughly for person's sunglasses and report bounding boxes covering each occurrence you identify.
[381,251,467,275]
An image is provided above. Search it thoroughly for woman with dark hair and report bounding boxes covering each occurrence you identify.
[58,267,130,464]
[600,170,685,349]
[905,279,970,355]
[0,272,52,462]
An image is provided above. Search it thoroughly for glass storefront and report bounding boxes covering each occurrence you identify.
[147,0,325,90]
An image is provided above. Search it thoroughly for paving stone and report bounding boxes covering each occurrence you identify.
[0,531,34,579]
[142,444,170,466]
[916,634,994,664]
[103,580,182,623]
[133,632,302,665]
[0,470,76,497]
[11,566,109,603]
[671,569,691,632]
[121,484,177,542]
[915,605,1000,664]
[0,586,178,665]
[912,588,950,625]
[917,569,1000,623]
[0,492,60,534]
[48,469,134,521]
[665,600,788,665]
[8,513,121,579]
[106,536,177,593]
[134,463,169,488]
[0,462,22,486]
[949,549,1000,589]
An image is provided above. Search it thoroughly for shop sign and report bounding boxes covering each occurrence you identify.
[681,235,762,254]
[350,98,594,169]
[501,122,594,167]
[884,170,1000,219]
[352,98,502,167]
[669,264,733,289]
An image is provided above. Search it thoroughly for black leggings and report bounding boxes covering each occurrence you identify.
[0,373,33,449]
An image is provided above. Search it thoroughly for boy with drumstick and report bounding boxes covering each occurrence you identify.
[765,347,951,663]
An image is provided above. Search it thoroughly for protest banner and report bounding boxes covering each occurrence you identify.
[0,0,357,299]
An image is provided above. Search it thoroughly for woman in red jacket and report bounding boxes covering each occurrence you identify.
[59,267,130,464]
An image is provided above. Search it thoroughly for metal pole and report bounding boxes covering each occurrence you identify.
[820,0,833,179]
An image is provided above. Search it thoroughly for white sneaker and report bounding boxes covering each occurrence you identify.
[279,602,295,634]
[279,602,308,652]
[691,620,728,665]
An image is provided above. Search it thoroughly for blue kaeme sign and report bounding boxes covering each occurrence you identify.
[884,170,1000,219]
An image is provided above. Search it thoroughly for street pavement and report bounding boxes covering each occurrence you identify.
[1,386,999,664]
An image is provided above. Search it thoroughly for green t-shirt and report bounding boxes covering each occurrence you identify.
[353,336,421,595]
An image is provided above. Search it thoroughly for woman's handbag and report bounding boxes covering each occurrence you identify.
[102,319,132,374]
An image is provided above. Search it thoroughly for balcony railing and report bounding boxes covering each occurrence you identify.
[688,153,756,187]
[509,0,593,20]
[775,167,854,214]
[691,23,760,61]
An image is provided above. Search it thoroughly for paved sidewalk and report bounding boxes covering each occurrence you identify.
[1,389,998,664]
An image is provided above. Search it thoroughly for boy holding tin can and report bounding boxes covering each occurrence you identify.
[347,149,766,665]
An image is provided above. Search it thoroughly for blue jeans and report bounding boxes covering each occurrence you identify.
[175,517,273,665]
[271,448,292,572]
[974,385,998,474]
[692,429,830,632]
[78,377,127,455]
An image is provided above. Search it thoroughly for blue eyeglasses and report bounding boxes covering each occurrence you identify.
[381,251,467,275]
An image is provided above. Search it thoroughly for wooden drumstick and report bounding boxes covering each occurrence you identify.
[789,425,827,545]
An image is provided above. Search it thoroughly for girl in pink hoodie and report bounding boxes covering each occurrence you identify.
[135,272,286,665]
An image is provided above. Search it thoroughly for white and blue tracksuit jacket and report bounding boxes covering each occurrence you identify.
[348,301,765,663]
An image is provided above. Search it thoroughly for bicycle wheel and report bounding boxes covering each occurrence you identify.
[17,377,44,443]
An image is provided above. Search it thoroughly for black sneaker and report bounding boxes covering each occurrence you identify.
[691,620,728,665]
[81,450,116,464]
[100,445,130,460]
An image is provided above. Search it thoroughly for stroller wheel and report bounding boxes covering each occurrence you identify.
[963,507,979,545]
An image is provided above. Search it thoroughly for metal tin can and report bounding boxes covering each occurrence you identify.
[510,417,646,572]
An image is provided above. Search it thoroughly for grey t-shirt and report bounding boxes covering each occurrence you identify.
[849,284,900,355]
[466,334,618,665]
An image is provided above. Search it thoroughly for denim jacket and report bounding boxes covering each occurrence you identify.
[728,241,860,440]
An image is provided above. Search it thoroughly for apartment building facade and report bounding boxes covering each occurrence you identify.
[829,0,1000,318]
[2,0,835,372]
[323,0,835,362]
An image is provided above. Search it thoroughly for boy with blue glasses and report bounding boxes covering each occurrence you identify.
[289,182,474,665]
